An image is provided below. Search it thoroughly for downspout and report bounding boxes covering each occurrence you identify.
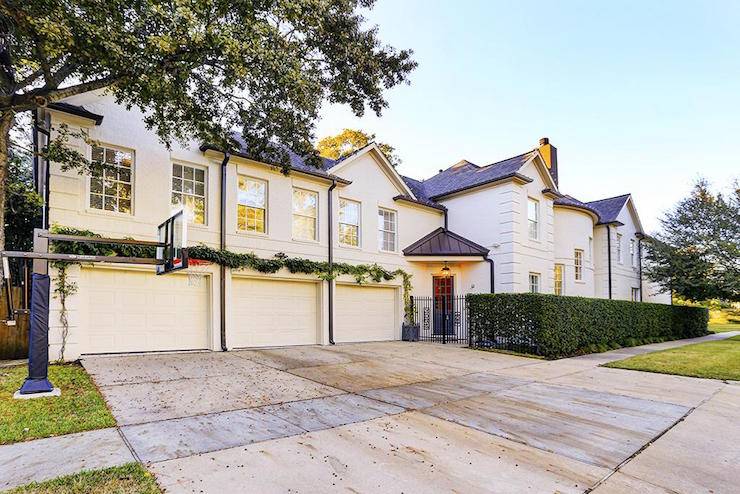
[327,180,337,344]
[219,152,231,351]
[637,234,644,302]
[485,257,495,293]
[606,224,613,299]
[443,208,448,229]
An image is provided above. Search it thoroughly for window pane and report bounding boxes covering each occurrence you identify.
[92,146,103,163]
[104,196,116,211]
[173,164,182,177]
[118,199,131,213]
[90,194,103,209]
[293,215,316,240]
[172,193,182,207]
[293,189,317,216]
[237,204,247,230]
[194,168,205,182]
[119,168,131,183]
[183,166,194,180]
[192,197,205,224]
[194,182,205,196]
[239,178,266,208]
[105,148,116,164]
[90,177,103,194]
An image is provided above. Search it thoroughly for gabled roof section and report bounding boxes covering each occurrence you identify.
[47,102,104,125]
[403,227,489,257]
[327,142,416,199]
[586,194,631,225]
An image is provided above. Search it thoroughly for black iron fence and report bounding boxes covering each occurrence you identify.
[411,295,469,344]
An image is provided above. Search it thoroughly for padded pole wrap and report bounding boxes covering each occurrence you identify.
[20,273,53,394]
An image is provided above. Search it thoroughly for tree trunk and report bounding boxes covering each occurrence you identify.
[0,111,14,251]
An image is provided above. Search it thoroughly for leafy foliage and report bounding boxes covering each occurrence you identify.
[317,128,400,166]
[644,179,740,302]
[467,293,708,359]
[5,149,41,251]
[0,0,417,248]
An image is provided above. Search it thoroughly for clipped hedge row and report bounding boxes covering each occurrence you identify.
[467,293,708,358]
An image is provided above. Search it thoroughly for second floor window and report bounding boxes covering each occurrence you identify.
[574,249,584,280]
[90,145,133,214]
[631,287,640,301]
[339,199,360,247]
[630,239,636,267]
[172,164,206,225]
[529,272,540,293]
[528,198,539,240]
[292,188,318,241]
[378,208,397,251]
[554,264,564,295]
[237,176,267,233]
[616,233,623,263]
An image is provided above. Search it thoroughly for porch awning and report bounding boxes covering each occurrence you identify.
[402,227,489,260]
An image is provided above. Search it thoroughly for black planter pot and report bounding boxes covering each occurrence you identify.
[402,323,420,342]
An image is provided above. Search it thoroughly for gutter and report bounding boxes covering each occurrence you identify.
[219,152,231,351]
[485,258,495,293]
[606,224,613,299]
[327,180,337,344]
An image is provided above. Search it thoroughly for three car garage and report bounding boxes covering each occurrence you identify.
[73,267,400,356]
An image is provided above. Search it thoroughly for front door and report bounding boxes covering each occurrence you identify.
[432,275,454,336]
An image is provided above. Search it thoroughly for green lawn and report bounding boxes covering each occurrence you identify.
[605,335,740,381]
[7,463,161,494]
[0,363,116,445]
[709,322,740,333]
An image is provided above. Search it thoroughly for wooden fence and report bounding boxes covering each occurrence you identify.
[1,287,29,360]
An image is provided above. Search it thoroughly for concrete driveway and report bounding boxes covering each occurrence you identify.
[79,337,739,493]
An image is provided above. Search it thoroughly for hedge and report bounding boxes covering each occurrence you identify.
[466,293,709,359]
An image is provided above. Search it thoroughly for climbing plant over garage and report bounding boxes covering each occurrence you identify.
[49,226,415,323]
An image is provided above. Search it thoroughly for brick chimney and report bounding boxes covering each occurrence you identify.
[538,137,558,186]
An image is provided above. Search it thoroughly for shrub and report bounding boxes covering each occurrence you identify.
[467,293,709,358]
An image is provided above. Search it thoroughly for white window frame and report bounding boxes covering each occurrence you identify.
[631,287,640,302]
[574,249,584,281]
[237,176,268,234]
[292,187,319,241]
[89,144,134,215]
[588,236,593,263]
[529,272,540,293]
[378,208,397,252]
[527,198,540,240]
[554,264,564,295]
[338,198,361,247]
[172,162,207,225]
[630,239,636,268]
[616,233,623,264]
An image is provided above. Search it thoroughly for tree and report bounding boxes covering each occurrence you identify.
[0,0,416,249]
[317,128,400,166]
[5,148,41,251]
[644,179,740,302]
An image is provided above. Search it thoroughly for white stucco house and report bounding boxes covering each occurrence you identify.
[33,92,670,360]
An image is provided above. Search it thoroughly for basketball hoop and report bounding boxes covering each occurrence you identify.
[187,258,211,287]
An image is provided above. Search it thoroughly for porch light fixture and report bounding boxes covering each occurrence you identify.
[441,262,451,278]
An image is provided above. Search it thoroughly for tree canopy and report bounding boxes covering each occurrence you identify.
[317,128,400,166]
[644,179,740,302]
[0,0,417,248]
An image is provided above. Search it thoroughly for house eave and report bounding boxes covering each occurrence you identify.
[430,172,533,200]
[47,103,104,125]
[392,195,446,212]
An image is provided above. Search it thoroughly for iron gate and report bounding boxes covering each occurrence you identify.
[411,295,468,344]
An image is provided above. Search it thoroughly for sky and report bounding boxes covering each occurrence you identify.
[315,0,740,232]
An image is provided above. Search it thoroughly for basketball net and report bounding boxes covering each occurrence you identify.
[187,259,210,287]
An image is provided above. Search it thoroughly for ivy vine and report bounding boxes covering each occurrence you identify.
[49,226,415,323]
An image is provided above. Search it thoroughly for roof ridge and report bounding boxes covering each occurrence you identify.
[480,150,535,170]
[586,193,631,204]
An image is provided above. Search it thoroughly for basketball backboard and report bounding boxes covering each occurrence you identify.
[156,208,188,275]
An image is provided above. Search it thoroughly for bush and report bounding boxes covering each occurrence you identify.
[467,293,709,359]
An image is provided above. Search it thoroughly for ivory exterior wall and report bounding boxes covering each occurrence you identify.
[553,207,596,297]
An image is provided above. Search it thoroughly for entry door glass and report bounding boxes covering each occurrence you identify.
[433,276,454,335]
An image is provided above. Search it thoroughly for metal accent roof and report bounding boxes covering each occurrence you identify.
[586,194,631,224]
[553,195,601,219]
[403,227,489,257]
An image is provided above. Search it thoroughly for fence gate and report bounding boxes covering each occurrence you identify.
[412,295,468,344]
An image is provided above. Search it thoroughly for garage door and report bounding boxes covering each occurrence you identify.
[335,285,397,343]
[81,268,210,354]
[231,278,319,348]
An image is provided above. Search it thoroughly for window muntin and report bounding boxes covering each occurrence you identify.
[172,164,207,225]
[339,198,361,247]
[630,239,636,267]
[378,208,397,252]
[292,188,318,240]
[554,264,564,295]
[237,176,267,233]
[616,233,623,263]
[529,272,540,293]
[90,145,133,214]
[528,198,539,240]
[574,249,584,281]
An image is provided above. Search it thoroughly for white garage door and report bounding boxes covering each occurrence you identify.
[335,285,397,343]
[231,278,319,348]
[81,268,210,354]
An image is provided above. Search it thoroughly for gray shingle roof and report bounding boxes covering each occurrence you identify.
[408,152,536,200]
[586,194,631,224]
[403,227,489,257]
[553,195,601,219]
